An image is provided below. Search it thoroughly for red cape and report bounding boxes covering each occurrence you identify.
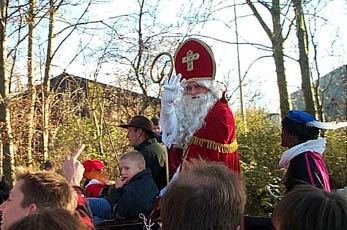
[169,97,240,177]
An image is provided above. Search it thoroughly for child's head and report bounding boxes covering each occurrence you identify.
[151,117,161,135]
[119,151,145,183]
[273,184,347,230]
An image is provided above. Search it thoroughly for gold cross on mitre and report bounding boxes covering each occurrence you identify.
[182,50,200,71]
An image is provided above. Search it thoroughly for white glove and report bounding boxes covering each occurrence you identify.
[161,73,186,107]
[160,73,186,147]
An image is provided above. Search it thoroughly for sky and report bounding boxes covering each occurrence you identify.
[50,0,347,113]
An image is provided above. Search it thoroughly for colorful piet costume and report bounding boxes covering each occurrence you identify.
[82,159,111,197]
[160,38,240,178]
[279,110,347,193]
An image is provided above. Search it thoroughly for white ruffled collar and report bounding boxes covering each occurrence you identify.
[279,137,326,169]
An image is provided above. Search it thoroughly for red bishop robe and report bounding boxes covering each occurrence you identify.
[168,96,240,178]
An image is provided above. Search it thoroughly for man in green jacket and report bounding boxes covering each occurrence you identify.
[120,115,168,190]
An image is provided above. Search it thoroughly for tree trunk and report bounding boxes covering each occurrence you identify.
[0,0,15,184]
[42,0,56,161]
[26,0,36,167]
[292,0,315,115]
[91,85,105,156]
[246,0,290,118]
[272,0,290,118]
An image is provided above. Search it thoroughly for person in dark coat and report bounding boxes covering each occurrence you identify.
[120,115,168,190]
[88,151,159,225]
[279,110,347,193]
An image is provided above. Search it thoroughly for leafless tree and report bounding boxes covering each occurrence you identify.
[0,0,15,183]
[292,0,315,115]
[246,0,291,118]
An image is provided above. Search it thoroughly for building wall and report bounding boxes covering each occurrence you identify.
[290,65,347,120]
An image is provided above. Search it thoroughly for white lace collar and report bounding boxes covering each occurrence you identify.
[279,137,326,169]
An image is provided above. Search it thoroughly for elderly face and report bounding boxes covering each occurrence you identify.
[0,180,36,230]
[185,82,208,96]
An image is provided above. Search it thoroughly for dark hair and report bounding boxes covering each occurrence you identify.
[160,160,246,230]
[273,184,347,230]
[151,117,159,126]
[282,117,319,142]
[44,160,55,171]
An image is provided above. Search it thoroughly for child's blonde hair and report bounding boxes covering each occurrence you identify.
[120,150,145,168]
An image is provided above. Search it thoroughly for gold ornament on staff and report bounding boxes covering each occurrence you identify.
[150,52,174,83]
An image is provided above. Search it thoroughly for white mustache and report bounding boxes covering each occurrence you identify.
[188,95,203,99]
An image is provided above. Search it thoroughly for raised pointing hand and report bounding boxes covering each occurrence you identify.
[62,144,86,186]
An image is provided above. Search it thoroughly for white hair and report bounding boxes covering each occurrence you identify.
[182,80,226,100]
[173,80,225,149]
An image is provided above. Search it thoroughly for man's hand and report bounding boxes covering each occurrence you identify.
[62,144,85,186]
[161,73,186,105]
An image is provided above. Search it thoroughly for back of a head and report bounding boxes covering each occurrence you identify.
[43,160,55,171]
[16,168,77,213]
[8,208,90,230]
[160,160,246,230]
[273,184,347,230]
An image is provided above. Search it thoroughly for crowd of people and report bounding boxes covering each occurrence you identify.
[0,38,346,230]
[0,144,94,230]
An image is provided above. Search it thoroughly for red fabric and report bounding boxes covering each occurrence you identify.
[168,147,184,178]
[85,183,105,198]
[73,186,95,229]
[168,98,240,178]
[82,160,104,173]
[174,38,215,82]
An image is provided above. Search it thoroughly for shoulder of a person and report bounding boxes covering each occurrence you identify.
[72,185,86,195]
[291,152,306,161]
[204,106,233,125]
[145,140,165,151]
[208,99,232,112]
[122,172,149,189]
[290,151,319,166]
[133,168,150,179]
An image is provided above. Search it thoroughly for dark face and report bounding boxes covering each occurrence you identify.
[281,127,299,148]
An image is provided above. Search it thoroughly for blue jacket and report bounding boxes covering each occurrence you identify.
[109,169,159,220]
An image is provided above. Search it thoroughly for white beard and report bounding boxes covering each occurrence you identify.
[173,91,218,149]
